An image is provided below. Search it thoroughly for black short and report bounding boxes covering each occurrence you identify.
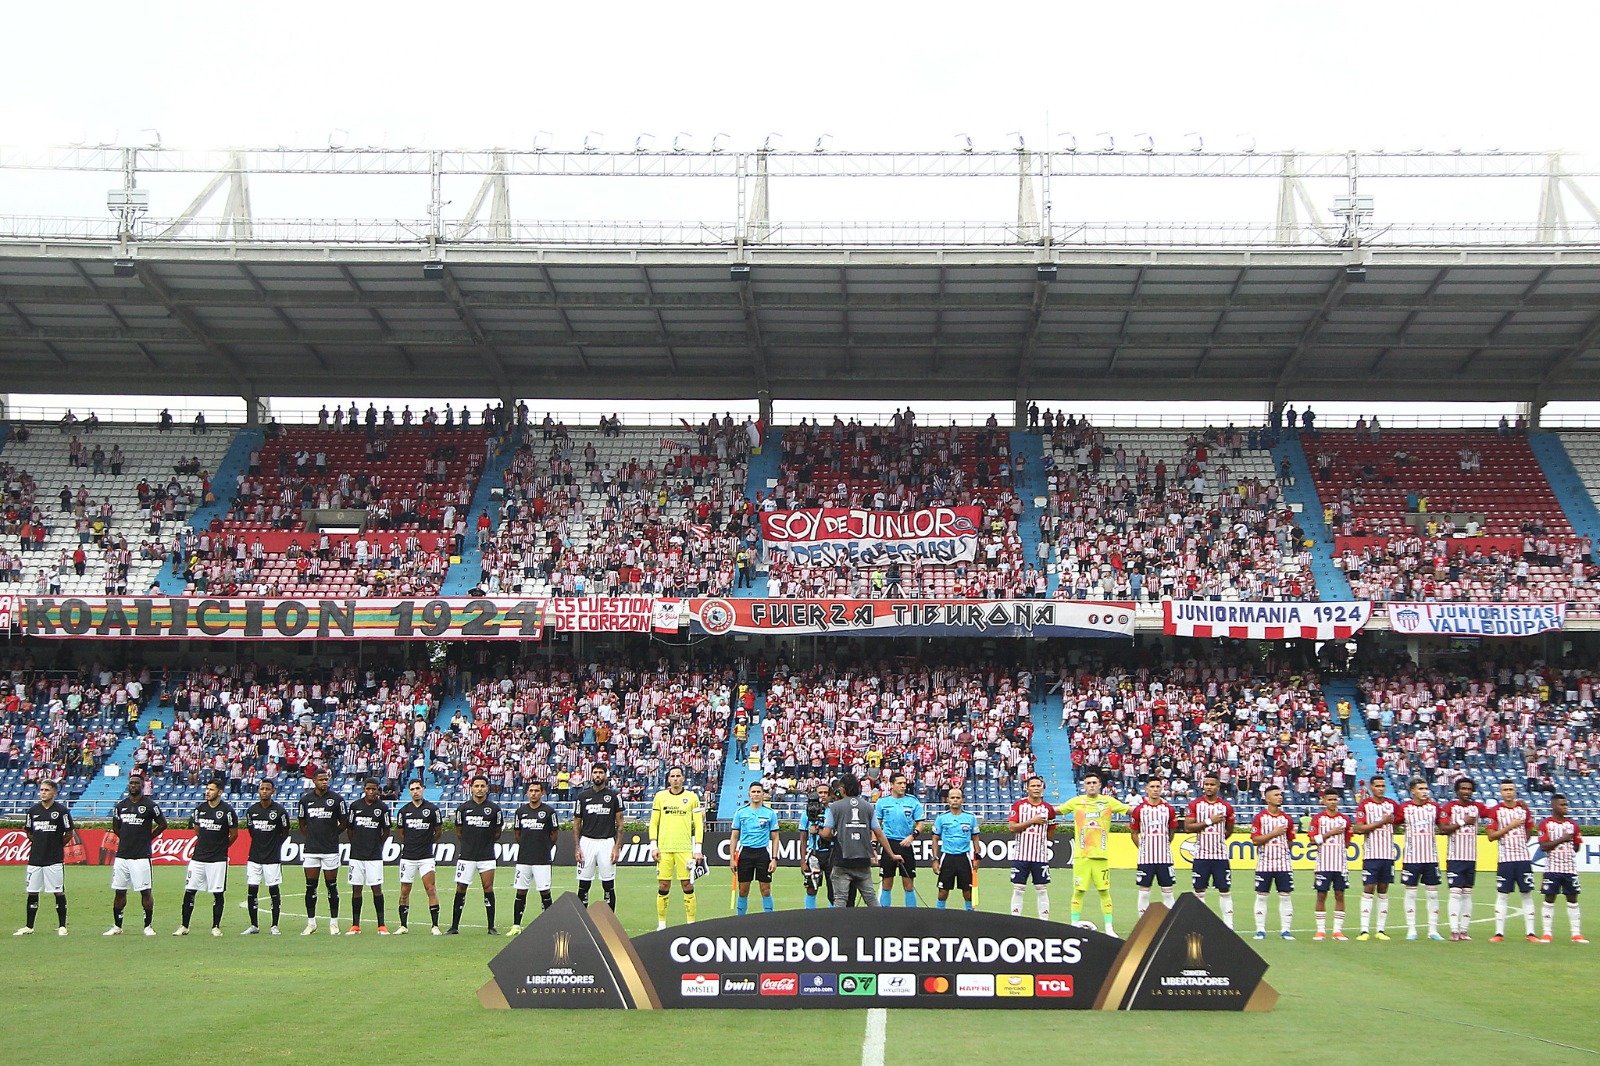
[736,847,772,883]
[937,854,973,891]
[879,847,918,880]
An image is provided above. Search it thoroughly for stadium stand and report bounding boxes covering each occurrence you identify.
[0,660,142,810]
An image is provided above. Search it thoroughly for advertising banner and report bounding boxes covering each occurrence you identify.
[0,594,13,631]
[1162,600,1372,640]
[18,596,546,641]
[1385,602,1566,637]
[1104,831,1514,872]
[479,895,1276,1011]
[689,598,1135,638]
[760,506,983,567]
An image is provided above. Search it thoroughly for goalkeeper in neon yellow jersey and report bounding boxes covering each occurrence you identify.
[648,766,704,930]
[1058,771,1130,935]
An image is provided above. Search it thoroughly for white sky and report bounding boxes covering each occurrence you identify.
[6,1,1600,423]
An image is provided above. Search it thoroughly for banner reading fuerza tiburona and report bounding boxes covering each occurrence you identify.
[481,894,1274,1011]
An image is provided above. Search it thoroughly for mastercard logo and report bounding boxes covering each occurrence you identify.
[922,976,953,994]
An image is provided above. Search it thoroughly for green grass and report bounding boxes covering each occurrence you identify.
[3,867,1594,1066]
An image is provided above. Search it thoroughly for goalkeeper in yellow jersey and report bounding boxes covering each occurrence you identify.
[1059,771,1130,935]
[648,766,704,930]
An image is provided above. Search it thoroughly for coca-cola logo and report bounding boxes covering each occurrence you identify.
[759,974,798,995]
[0,829,31,864]
[150,835,197,864]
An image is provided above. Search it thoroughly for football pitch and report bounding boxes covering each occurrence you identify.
[3,867,1593,1066]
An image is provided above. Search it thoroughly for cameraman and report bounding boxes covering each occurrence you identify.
[821,773,899,908]
[800,781,834,909]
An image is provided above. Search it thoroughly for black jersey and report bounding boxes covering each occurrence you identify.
[190,800,238,864]
[298,789,347,854]
[24,802,74,867]
[244,801,291,865]
[455,800,503,862]
[346,798,391,862]
[574,786,623,839]
[111,796,165,859]
[513,803,559,865]
[395,800,442,861]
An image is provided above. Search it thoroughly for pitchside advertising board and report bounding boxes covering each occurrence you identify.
[479,894,1276,1012]
[1102,831,1594,872]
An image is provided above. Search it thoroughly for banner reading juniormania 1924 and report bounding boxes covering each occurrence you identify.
[759,506,984,567]
[1162,600,1372,640]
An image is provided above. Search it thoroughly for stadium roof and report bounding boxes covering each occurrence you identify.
[5,146,1600,406]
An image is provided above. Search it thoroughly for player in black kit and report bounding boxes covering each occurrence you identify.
[177,780,238,936]
[573,765,624,910]
[345,779,391,935]
[510,780,559,934]
[298,769,348,936]
[242,779,291,935]
[449,775,503,935]
[106,774,166,936]
[17,780,75,936]
[394,779,443,934]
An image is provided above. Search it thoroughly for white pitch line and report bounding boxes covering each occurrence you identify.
[861,1008,887,1066]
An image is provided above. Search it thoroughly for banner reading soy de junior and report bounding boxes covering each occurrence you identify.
[1107,831,1502,872]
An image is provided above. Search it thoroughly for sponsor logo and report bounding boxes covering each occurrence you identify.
[150,835,198,864]
[955,973,994,997]
[680,974,719,998]
[921,975,954,995]
[996,974,1035,998]
[759,973,798,996]
[1036,975,1074,998]
[839,973,877,996]
[799,973,837,996]
[0,830,32,864]
[877,973,916,998]
[721,974,758,995]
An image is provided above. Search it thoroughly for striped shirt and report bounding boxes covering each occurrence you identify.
[1538,817,1579,875]
[1442,801,1488,863]
[1356,797,1400,861]
[1129,800,1177,865]
[1251,810,1294,872]
[1310,812,1352,873]
[1187,798,1235,861]
[1009,799,1056,864]
[1491,804,1534,863]
[1400,801,1441,865]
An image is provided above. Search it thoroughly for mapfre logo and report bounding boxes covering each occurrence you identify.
[759,974,798,995]
[680,974,720,997]
[1036,975,1074,998]
[150,835,197,864]
[955,973,994,997]
[0,829,32,864]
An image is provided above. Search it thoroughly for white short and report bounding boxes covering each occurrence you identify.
[577,837,617,881]
[246,862,282,888]
[347,860,384,887]
[302,852,340,871]
[25,863,64,894]
[184,860,228,894]
[110,858,152,892]
[514,864,553,892]
[399,858,436,884]
[455,859,497,885]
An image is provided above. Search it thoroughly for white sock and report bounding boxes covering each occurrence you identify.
[1011,886,1025,917]
[1035,886,1050,922]
[1278,895,1294,934]
[1360,894,1372,932]
[1425,888,1439,935]
[1542,901,1556,937]
[1254,895,1268,933]
[1447,891,1460,932]
[1219,893,1233,930]
[1568,902,1582,938]
[1521,896,1535,936]
[1404,887,1418,933]
[1137,888,1151,916]
[1160,888,1175,908]
[1494,894,1508,935]
[1376,895,1389,931]
[1316,910,1326,933]
[1334,910,1345,933]
[1454,888,1472,933]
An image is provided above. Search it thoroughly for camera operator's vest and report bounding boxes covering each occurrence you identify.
[828,797,874,866]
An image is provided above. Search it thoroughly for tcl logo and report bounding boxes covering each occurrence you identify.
[759,974,798,995]
[0,830,32,864]
[150,836,197,864]
[1036,976,1074,998]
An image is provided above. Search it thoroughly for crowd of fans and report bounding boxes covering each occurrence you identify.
[0,659,137,783]
[166,525,455,597]
[1337,534,1593,606]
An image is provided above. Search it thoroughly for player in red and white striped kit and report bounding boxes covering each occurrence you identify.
[1250,785,1296,941]
[1536,794,1587,944]
[1310,787,1352,941]
[1184,773,1237,930]
[1398,780,1445,941]
[1486,780,1537,942]
[1441,777,1491,941]
[1352,778,1400,940]
[1007,776,1057,920]
[1128,779,1178,918]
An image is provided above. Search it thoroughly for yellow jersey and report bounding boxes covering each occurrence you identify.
[1059,793,1129,860]
[649,788,703,853]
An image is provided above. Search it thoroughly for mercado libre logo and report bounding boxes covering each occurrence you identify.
[697,599,736,636]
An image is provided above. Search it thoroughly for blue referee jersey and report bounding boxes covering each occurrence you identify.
[932,811,979,855]
[875,795,927,840]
